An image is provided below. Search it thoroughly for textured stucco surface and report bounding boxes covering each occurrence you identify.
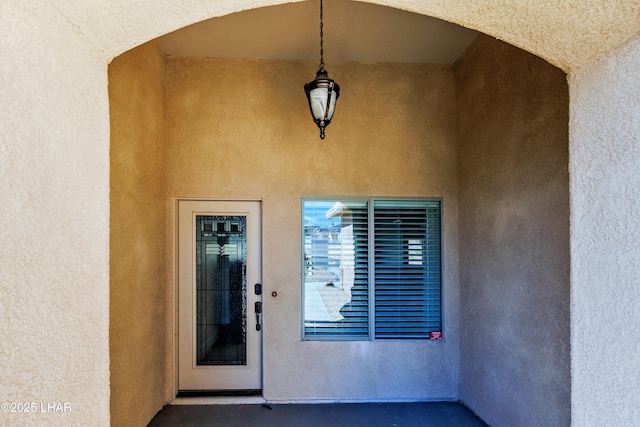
[569,34,640,426]
[1,1,640,426]
[108,41,171,427]
[164,58,460,401]
[48,0,640,72]
[0,2,110,426]
[456,35,570,427]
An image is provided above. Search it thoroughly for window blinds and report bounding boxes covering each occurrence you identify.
[303,201,369,338]
[373,200,442,339]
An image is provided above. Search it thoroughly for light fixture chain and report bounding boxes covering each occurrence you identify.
[319,0,324,71]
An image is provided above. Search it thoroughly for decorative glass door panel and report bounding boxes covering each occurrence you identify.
[195,215,247,366]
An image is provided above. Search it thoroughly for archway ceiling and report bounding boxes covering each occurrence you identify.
[51,0,640,71]
[156,1,479,64]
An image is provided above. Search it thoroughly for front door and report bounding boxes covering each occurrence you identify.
[178,200,262,392]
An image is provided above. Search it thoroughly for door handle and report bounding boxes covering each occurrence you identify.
[255,301,262,331]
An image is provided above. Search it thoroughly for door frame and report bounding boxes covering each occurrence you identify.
[172,198,263,398]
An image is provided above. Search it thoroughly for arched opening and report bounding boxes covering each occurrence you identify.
[109,2,571,426]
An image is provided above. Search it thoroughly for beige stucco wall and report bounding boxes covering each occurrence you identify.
[108,41,171,426]
[1,1,639,426]
[47,0,640,73]
[0,2,111,426]
[456,35,570,427]
[569,34,640,426]
[165,57,461,401]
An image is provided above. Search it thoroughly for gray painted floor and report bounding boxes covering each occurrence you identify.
[148,402,488,427]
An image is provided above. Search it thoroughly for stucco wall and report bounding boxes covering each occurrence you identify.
[108,41,171,426]
[569,34,640,426]
[456,35,570,426]
[48,0,640,73]
[0,2,111,426]
[165,58,460,401]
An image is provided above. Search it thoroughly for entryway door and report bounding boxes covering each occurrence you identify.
[178,200,262,392]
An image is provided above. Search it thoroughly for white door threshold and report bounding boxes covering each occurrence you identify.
[171,396,267,406]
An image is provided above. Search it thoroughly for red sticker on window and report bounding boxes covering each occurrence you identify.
[430,332,442,340]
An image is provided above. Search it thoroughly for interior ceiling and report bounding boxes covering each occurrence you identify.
[157,0,478,64]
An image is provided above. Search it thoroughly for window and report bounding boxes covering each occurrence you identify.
[302,198,442,340]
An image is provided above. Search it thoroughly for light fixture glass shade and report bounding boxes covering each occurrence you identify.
[309,86,338,121]
[304,69,340,139]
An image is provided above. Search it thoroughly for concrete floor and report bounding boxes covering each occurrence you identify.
[148,402,488,427]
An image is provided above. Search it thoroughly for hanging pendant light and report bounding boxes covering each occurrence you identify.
[304,0,340,139]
